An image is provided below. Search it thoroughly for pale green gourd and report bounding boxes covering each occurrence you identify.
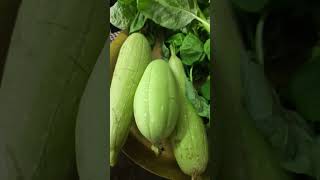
[134,59,179,148]
[169,53,209,179]
[110,33,151,166]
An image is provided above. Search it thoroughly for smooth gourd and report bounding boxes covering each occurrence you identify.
[169,53,209,178]
[134,59,179,146]
[110,33,152,166]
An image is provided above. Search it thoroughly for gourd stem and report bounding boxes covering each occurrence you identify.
[191,175,197,180]
[169,44,176,56]
[151,144,162,156]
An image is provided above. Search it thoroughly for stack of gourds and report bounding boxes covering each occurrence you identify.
[110,32,209,179]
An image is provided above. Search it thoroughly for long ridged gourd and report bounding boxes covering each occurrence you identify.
[110,33,151,166]
[169,53,209,179]
[133,60,179,150]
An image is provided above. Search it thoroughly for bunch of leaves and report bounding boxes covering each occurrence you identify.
[110,0,210,33]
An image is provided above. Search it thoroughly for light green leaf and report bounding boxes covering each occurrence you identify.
[110,2,137,30]
[137,0,209,31]
[129,12,147,33]
[166,33,185,50]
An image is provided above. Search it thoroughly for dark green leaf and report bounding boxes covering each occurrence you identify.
[185,79,210,119]
[201,77,210,100]
[180,33,204,65]
[129,12,147,33]
[110,2,137,30]
[204,39,210,60]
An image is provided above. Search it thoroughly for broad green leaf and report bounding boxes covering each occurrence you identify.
[166,33,185,50]
[137,0,198,30]
[201,77,210,100]
[129,12,147,33]
[231,0,270,12]
[0,0,107,179]
[75,41,108,180]
[110,2,137,30]
[180,33,204,65]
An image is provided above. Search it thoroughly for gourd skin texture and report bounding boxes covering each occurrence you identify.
[134,60,179,144]
[110,33,151,166]
[110,32,128,79]
[169,54,209,177]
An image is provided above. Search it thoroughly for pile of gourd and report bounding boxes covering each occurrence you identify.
[110,33,209,179]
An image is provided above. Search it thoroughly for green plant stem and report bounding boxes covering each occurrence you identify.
[169,44,176,56]
[194,0,210,33]
[195,16,210,33]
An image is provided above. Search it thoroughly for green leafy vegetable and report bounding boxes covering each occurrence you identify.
[137,0,210,32]
[180,33,204,65]
[110,2,137,30]
[166,33,185,50]
[185,79,210,120]
[201,77,210,100]
[129,12,147,33]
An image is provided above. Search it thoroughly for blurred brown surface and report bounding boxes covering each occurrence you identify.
[111,152,167,180]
